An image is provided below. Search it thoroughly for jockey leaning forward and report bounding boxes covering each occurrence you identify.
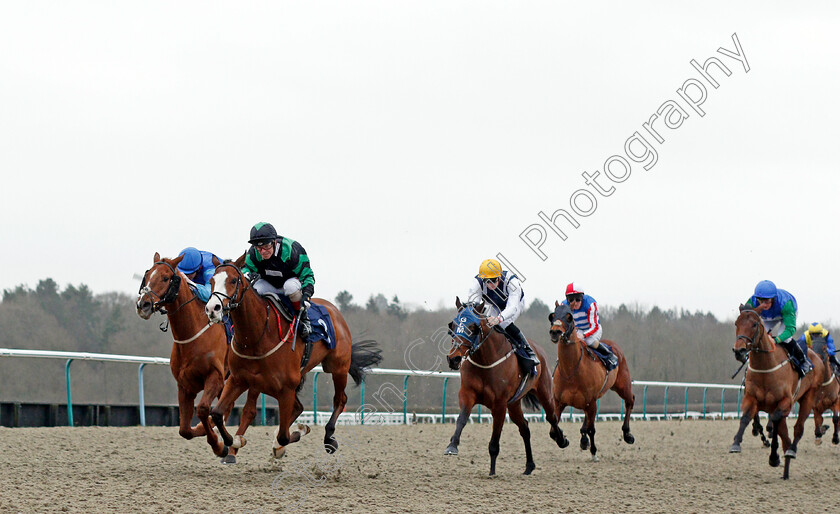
[242,222,314,338]
[177,247,233,342]
[467,258,540,376]
[560,282,618,371]
[745,280,812,377]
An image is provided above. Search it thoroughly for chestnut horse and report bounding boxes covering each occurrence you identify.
[548,302,635,462]
[729,306,825,479]
[205,261,381,459]
[136,253,228,458]
[445,298,566,476]
[809,336,840,445]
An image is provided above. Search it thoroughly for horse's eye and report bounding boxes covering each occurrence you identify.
[163,277,169,282]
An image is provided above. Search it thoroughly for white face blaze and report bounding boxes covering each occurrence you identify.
[204,271,230,322]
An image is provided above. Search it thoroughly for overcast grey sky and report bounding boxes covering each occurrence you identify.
[1,2,838,325]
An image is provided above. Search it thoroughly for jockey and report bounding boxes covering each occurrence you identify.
[176,247,221,303]
[467,258,539,376]
[242,222,315,338]
[745,280,812,377]
[798,322,840,375]
[177,247,233,342]
[560,283,618,371]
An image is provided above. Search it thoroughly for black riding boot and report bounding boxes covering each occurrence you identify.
[297,305,312,339]
[779,340,812,377]
[504,323,539,376]
[592,344,619,371]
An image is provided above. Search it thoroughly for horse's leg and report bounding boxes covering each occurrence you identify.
[508,402,535,475]
[176,388,198,440]
[832,404,840,445]
[275,387,308,452]
[488,402,506,477]
[814,407,826,445]
[579,414,589,451]
[272,391,308,460]
[767,409,785,469]
[751,414,770,447]
[786,393,813,459]
[583,403,598,462]
[615,375,635,444]
[551,401,570,449]
[729,397,757,453]
[535,381,566,449]
[210,377,248,449]
[444,390,476,456]
[322,371,349,454]
[196,371,226,456]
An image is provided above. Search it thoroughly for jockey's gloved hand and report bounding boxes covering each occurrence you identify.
[487,316,501,327]
[301,294,311,310]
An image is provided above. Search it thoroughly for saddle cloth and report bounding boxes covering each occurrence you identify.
[262,293,336,350]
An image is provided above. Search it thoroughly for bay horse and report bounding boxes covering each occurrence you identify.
[205,260,381,459]
[729,305,825,479]
[136,252,228,458]
[809,336,840,445]
[548,302,635,462]
[445,298,566,476]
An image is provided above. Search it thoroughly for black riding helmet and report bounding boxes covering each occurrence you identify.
[249,222,278,244]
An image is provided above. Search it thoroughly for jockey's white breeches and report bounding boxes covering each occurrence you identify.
[253,277,302,301]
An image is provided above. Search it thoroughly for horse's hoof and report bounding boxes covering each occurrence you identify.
[832,436,839,445]
[623,433,635,444]
[591,454,599,463]
[769,455,780,467]
[293,423,311,438]
[559,437,569,449]
[815,437,822,446]
[232,435,247,449]
[324,436,338,454]
[444,445,459,456]
[784,449,796,459]
[580,440,589,451]
[273,446,286,459]
[728,444,741,454]
[523,462,535,475]
[220,454,237,465]
[219,445,229,458]
[488,472,497,478]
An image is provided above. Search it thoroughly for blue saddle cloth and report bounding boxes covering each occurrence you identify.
[306,303,337,350]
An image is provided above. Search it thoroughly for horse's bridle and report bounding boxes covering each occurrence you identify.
[737,312,772,354]
[209,263,246,312]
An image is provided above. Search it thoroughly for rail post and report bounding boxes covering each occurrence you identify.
[260,394,266,426]
[138,363,147,427]
[683,387,689,420]
[360,378,366,425]
[720,389,725,419]
[702,387,708,419]
[312,372,320,425]
[65,358,74,426]
[663,386,669,418]
[442,377,450,423]
[642,385,648,420]
[402,375,409,425]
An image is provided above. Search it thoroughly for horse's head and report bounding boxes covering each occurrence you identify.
[548,301,576,344]
[810,335,829,361]
[447,297,487,370]
[205,260,248,324]
[136,252,185,320]
[733,304,766,362]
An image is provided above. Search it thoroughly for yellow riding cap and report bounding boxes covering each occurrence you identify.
[477,259,502,279]
[808,322,828,337]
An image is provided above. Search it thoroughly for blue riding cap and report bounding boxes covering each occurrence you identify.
[178,247,202,274]
[754,280,777,299]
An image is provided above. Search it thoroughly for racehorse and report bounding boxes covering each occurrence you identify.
[136,252,228,458]
[548,302,635,462]
[205,260,381,459]
[445,298,566,476]
[809,336,840,445]
[729,305,825,479]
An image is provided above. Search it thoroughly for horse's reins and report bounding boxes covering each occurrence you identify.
[213,263,287,360]
[738,311,804,401]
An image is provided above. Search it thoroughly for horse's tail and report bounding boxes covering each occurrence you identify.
[349,339,383,386]
[522,391,541,412]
